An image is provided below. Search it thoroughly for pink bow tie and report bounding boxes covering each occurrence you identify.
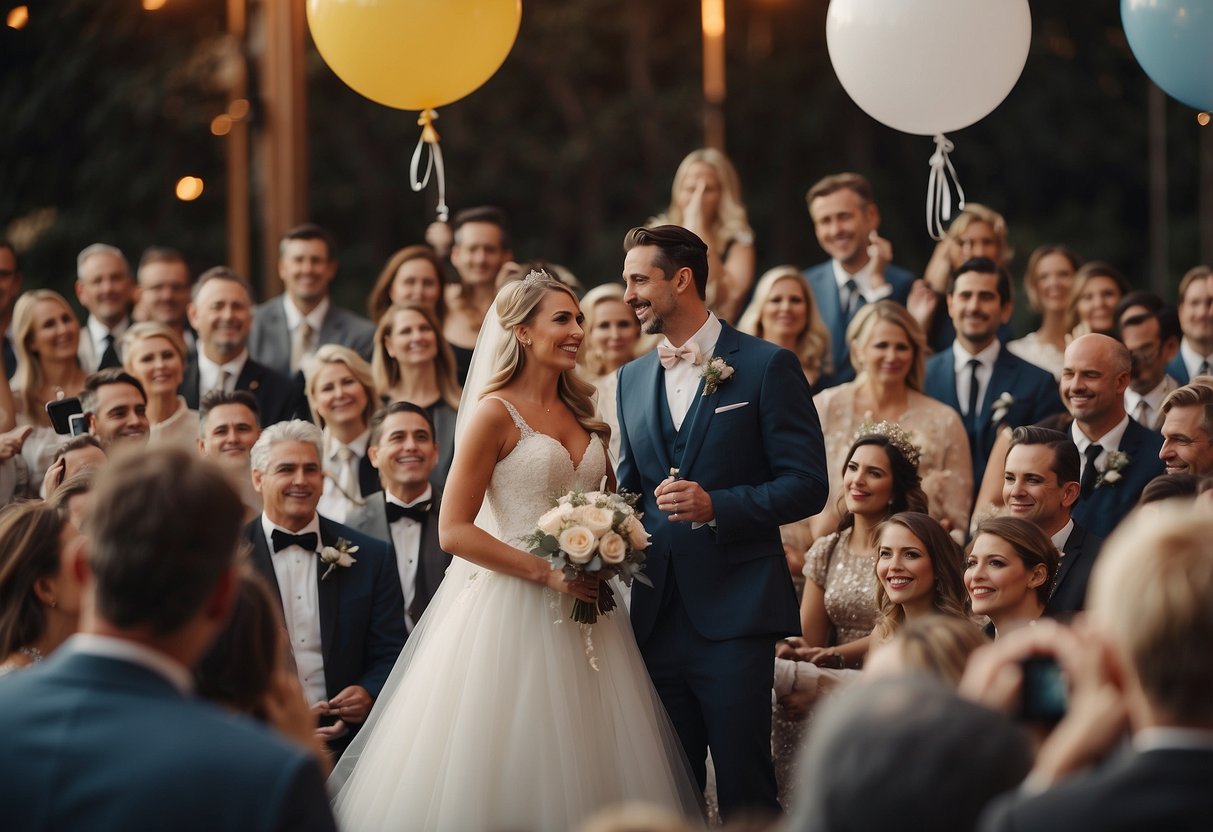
[657,341,703,369]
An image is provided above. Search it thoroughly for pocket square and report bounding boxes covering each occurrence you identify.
[714,401,749,414]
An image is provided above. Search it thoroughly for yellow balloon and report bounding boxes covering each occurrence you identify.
[307,0,522,111]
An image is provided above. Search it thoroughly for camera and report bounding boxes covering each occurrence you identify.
[1018,656,1067,722]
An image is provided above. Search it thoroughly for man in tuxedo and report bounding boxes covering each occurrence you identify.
[0,240,23,377]
[1063,334,1164,540]
[0,447,337,832]
[1165,265,1212,384]
[80,368,149,450]
[346,402,451,633]
[248,224,376,379]
[197,389,262,518]
[135,246,194,352]
[617,224,828,819]
[924,257,1063,487]
[803,172,914,388]
[978,504,1213,832]
[246,419,406,746]
[184,266,305,427]
[1159,381,1213,476]
[1116,291,1179,431]
[75,243,134,371]
[1001,426,1102,617]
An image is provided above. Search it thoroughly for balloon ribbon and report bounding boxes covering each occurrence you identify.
[410,109,449,223]
[926,133,965,242]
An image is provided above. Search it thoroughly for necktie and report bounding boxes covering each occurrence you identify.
[843,278,860,319]
[387,501,431,524]
[271,529,318,553]
[1134,399,1152,430]
[1198,360,1211,379]
[657,341,703,369]
[1079,443,1103,498]
[213,369,231,396]
[99,333,120,370]
[335,446,358,502]
[965,359,982,427]
[290,321,315,375]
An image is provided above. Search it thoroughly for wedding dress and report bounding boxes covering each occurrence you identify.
[329,397,701,831]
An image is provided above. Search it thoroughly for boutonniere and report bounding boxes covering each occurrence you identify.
[1097,450,1130,487]
[991,391,1015,425]
[700,356,735,397]
[320,538,359,580]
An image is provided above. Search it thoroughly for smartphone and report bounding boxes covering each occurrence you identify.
[1019,656,1067,722]
[46,397,83,435]
[68,412,89,437]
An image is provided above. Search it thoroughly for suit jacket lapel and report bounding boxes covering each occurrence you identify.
[182,358,201,409]
[933,348,963,411]
[975,348,1020,447]
[1054,524,1084,595]
[316,519,342,667]
[677,324,739,481]
[247,518,285,616]
[637,354,673,475]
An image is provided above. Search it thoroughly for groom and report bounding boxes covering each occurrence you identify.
[616,225,828,819]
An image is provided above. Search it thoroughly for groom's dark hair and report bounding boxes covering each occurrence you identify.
[624,225,709,300]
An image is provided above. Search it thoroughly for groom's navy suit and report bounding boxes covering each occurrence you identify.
[617,321,828,818]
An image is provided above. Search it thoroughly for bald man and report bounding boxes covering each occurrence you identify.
[1063,334,1163,539]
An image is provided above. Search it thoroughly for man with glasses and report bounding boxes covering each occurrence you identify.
[1116,291,1180,432]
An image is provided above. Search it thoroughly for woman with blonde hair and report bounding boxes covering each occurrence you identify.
[305,344,379,523]
[121,321,198,448]
[1007,245,1082,379]
[366,245,447,325]
[576,283,647,464]
[737,266,831,386]
[652,148,755,323]
[11,290,87,480]
[370,302,460,488]
[330,271,700,830]
[811,301,973,536]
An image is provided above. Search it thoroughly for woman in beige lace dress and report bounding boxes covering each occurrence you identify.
[809,301,973,538]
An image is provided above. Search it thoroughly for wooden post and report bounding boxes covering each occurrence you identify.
[226,0,251,282]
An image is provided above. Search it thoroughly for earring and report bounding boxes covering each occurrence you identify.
[522,338,533,347]
[49,600,57,609]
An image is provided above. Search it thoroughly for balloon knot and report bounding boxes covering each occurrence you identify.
[417,109,441,144]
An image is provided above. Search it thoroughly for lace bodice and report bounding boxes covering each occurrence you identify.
[485,398,608,546]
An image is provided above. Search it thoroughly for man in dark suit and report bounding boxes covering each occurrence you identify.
[617,225,829,819]
[1001,426,1102,617]
[75,243,134,371]
[978,504,1213,832]
[184,266,306,427]
[248,224,376,379]
[924,257,1063,487]
[1165,264,1212,384]
[0,447,337,832]
[802,172,915,388]
[1116,291,1180,431]
[1063,334,1164,540]
[346,402,451,633]
[246,420,406,747]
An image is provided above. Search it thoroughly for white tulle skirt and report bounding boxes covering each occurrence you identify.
[329,558,702,831]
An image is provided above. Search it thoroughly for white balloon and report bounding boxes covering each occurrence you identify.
[826,0,1032,136]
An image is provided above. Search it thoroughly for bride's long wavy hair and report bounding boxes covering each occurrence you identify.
[481,272,610,442]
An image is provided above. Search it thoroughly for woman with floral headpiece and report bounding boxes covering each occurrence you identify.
[809,300,973,538]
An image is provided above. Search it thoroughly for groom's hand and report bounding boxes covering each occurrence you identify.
[655,477,714,524]
[326,685,373,724]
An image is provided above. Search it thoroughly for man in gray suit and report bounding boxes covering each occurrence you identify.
[249,224,376,379]
[346,402,451,632]
[0,447,337,832]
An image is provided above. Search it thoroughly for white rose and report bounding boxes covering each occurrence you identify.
[598,531,627,564]
[624,515,651,550]
[583,490,604,503]
[719,364,735,380]
[537,506,565,537]
[559,526,597,564]
[1103,470,1122,484]
[579,506,614,537]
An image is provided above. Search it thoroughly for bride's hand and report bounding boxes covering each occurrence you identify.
[543,569,599,602]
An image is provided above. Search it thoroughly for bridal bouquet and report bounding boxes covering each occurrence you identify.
[525,489,653,624]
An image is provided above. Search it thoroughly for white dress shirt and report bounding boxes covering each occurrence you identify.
[662,313,722,431]
[196,348,249,396]
[66,633,194,694]
[1050,518,1075,559]
[83,315,130,371]
[387,485,433,633]
[1179,338,1213,380]
[1072,415,1131,481]
[261,514,326,705]
[283,295,330,344]
[1124,374,1177,432]
[952,340,1002,418]
[318,429,370,524]
[831,258,893,307]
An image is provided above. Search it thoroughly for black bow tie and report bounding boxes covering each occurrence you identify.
[271,529,318,553]
[387,501,431,524]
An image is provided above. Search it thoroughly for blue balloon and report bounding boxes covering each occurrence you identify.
[1122,0,1213,110]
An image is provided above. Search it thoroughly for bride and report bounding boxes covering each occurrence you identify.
[329,272,701,830]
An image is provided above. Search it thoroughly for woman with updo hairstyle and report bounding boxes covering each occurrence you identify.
[1007,245,1082,379]
[1069,261,1131,338]
[367,245,447,326]
[651,148,755,323]
[371,302,460,488]
[964,515,1059,638]
[811,300,972,537]
[121,321,198,449]
[306,344,380,523]
[737,265,831,387]
[0,501,86,675]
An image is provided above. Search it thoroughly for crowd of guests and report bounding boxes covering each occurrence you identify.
[0,149,1211,830]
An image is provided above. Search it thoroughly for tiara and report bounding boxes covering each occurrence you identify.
[522,269,552,288]
[854,419,921,468]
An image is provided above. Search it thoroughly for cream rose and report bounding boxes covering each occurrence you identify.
[578,506,614,537]
[537,506,566,537]
[598,531,627,564]
[624,515,650,550]
[559,526,597,564]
